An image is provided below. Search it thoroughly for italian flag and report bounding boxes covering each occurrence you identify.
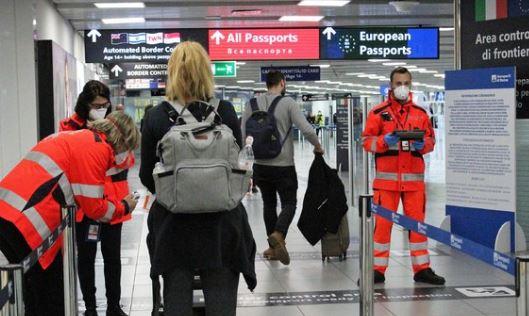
[475,0,508,21]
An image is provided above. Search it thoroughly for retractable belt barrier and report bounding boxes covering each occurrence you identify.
[0,205,78,316]
[371,203,516,275]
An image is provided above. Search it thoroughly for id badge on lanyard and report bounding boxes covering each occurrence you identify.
[86,222,102,242]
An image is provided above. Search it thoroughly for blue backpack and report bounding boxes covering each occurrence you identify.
[245,96,291,159]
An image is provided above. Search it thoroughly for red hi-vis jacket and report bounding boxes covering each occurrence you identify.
[59,114,133,225]
[362,94,435,191]
[0,130,129,269]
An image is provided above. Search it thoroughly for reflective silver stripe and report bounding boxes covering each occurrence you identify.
[374,242,390,252]
[375,172,399,181]
[25,151,75,204]
[58,176,74,205]
[370,138,378,152]
[24,151,62,177]
[100,202,116,222]
[402,173,424,181]
[409,241,429,251]
[0,188,51,240]
[374,257,389,266]
[411,254,430,266]
[72,184,104,198]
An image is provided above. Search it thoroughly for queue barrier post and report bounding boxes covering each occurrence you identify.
[62,205,78,316]
[516,255,529,316]
[359,194,374,316]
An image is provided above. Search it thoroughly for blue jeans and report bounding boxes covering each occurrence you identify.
[163,267,240,316]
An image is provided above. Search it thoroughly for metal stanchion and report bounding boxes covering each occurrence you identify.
[62,206,78,316]
[359,194,374,316]
[516,255,529,315]
[2,264,24,316]
[0,268,9,316]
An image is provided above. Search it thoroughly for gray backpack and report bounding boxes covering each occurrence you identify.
[153,99,251,214]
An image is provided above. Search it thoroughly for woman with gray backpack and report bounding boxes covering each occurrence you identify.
[139,41,256,316]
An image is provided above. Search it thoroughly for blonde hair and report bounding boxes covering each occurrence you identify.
[166,41,214,104]
[90,111,140,152]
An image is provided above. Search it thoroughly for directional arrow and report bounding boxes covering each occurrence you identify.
[211,30,225,45]
[111,65,123,77]
[322,27,336,40]
[87,29,102,43]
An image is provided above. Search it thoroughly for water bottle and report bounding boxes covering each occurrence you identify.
[238,136,255,170]
[153,162,165,174]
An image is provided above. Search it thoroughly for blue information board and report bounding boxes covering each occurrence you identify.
[260,66,320,82]
[320,27,439,60]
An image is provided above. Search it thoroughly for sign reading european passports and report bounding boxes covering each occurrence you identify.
[320,27,439,60]
[445,67,517,251]
[84,29,208,63]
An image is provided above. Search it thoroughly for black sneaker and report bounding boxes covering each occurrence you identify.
[107,305,128,316]
[374,270,385,284]
[84,309,98,316]
[414,268,446,285]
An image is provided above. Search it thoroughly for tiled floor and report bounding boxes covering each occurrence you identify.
[83,124,518,315]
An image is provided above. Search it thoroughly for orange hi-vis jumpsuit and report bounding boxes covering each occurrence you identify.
[0,129,130,269]
[362,94,435,274]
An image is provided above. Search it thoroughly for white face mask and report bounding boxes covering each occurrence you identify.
[89,108,107,121]
[393,85,410,101]
[115,151,129,165]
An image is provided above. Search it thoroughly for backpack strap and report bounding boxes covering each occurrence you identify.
[250,98,259,112]
[161,101,179,124]
[267,96,292,146]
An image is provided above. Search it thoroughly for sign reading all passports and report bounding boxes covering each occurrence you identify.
[320,27,439,59]
[208,28,320,60]
[84,29,208,63]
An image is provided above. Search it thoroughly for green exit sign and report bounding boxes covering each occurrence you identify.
[211,61,237,78]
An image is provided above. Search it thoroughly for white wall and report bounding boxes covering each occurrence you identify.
[0,0,38,177]
[36,0,84,61]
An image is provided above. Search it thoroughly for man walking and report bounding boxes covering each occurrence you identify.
[242,70,323,265]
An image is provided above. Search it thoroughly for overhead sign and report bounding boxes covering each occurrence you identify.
[208,28,320,61]
[108,63,167,80]
[84,29,208,63]
[320,27,439,59]
[302,94,329,102]
[260,66,320,81]
[211,61,237,78]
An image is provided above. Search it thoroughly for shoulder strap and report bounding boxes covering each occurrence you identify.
[267,96,284,115]
[250,98,259,112]
[373,101,391,114]
[161,101,179,124]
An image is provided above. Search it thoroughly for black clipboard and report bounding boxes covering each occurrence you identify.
[393,130,425,141]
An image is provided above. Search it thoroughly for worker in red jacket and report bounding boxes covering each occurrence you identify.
[0,111,140,316]
[362,67,445,285]
[59,80,133,316]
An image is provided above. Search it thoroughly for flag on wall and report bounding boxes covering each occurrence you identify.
[475,0,508,21]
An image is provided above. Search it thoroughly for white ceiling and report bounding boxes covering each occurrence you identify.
[54,0,455,94]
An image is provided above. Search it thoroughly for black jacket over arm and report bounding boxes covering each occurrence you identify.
[298,155,349,245]
[139,100,256,291]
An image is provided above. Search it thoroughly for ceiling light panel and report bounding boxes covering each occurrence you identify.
[298,0,351,7]
[94,2,145,8]
[102,17,145,24]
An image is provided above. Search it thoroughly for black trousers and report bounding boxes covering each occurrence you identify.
[76,218,123,309]
[0,218,64,316]
[253,164,298,237]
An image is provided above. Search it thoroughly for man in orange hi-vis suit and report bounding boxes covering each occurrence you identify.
[362,67,445,285]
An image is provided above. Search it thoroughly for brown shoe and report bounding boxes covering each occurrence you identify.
[268,232,290,265]
[263,247,278,260]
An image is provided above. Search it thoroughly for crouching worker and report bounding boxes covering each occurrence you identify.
[0,111,140,316]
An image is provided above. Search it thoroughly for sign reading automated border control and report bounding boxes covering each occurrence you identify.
[84,29,208,63]
[320,27,438,59]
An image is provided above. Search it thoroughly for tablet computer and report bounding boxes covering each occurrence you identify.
[393,130,425,141]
